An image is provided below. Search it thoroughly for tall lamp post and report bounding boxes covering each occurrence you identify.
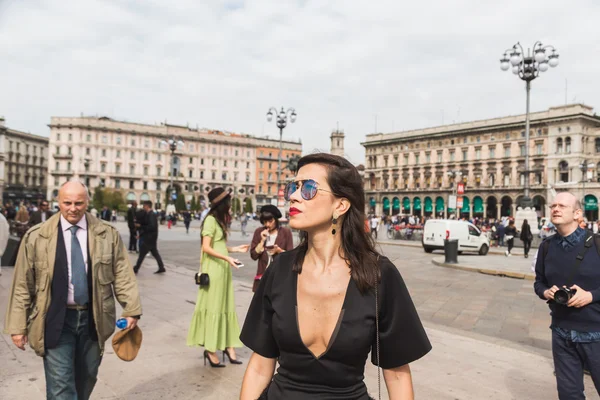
[500,41,560,207]
[160,136,184,205]
[266,107,297,202]
[580,160,596,218]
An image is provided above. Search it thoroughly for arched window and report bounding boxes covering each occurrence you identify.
[556,138,563,153]
[559,161,569,182]
[565,137,571,153]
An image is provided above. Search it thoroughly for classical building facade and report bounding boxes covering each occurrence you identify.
[254,137,302,209]
[48,117,263,209]
[362,104,600,221]
[1,119,48,205]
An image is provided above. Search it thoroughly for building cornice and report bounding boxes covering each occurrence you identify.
[361,104,600,147]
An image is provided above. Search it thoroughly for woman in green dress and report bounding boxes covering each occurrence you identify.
[187,187,249,367]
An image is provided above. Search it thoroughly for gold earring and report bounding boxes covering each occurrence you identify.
[332,214,338,235]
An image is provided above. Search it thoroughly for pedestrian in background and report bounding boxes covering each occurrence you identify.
[183,210,192,234]
[100,206,111,221]
[239,153,430,399]
[133,201,166,274]
[505,220,517,256]
[14,203,30,238]
[249,205,294,292]
[496,221,506,247]
[29,200,53,227]
[520,219,533,258]
[127,201,138,253]
[187,187,249,367]
[370,215,379,239]
[534,192,600,398]
[4,181,142,400]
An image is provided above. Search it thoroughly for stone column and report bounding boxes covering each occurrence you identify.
[511,203,517,218]
[497,205,501,220]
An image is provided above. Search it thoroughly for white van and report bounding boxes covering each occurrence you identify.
[422,219,489,255]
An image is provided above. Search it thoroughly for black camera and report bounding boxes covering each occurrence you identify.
[554,287,577,305]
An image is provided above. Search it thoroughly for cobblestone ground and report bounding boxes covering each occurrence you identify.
[148,220,553,352]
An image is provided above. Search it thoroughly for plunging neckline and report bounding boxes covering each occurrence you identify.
[294,270,352,360]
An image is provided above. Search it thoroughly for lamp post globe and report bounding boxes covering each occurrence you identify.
[266,106,297,208]
[500,41,559,208]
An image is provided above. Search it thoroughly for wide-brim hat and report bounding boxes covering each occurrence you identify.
[260,205,282,219]
[112,325,143,362]
[208,187,231,207]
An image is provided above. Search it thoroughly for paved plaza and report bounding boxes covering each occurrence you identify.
[1,220,598,399]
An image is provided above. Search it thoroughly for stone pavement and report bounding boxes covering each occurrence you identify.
[432,254,535,280]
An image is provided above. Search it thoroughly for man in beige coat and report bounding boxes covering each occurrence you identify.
[4,181,142,400]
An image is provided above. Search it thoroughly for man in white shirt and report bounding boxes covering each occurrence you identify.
[5,181,142,400]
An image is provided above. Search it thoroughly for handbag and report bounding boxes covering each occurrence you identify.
[195,272,209,286]
[194,247,209,287]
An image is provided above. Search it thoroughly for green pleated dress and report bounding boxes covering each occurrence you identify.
[187,215,243,352]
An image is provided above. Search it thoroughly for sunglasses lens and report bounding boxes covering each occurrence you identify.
[284,182,296,201]
[302,180,318,200]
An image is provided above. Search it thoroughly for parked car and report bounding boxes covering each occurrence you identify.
[422,219,490,255]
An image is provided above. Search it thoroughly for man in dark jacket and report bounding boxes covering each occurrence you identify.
[28,201,54,227]
[133,201,165,274]
[100,206,111,221]
[534,192,600,398]
[126,201,138,253]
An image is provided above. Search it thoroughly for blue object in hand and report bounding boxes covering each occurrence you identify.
[116,318,128,330]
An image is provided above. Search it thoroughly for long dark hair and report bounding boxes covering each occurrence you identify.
[201,196,231,240]
[292,153,379,293]
[521,219,529,231]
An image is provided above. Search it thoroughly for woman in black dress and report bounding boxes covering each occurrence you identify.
[240,153,431,399]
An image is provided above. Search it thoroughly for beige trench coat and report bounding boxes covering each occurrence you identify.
[3,212,142,357]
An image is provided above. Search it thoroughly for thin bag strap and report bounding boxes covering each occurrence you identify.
[375,277,381,400]
[567,231,594,285]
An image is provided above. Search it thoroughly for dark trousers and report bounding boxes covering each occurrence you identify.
[523,239,532,256]
[507,238,514,253]
[134,241,165,270]
[128,227,137,251]
[552,330,600,399]
[43,309,102,400]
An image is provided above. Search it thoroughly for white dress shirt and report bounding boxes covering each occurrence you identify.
[60,215,89,305]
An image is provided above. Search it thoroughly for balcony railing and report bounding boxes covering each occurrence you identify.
[54,153,73,160]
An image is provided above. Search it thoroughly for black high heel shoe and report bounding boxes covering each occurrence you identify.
[204,350,225,368]
[223,348,243,364]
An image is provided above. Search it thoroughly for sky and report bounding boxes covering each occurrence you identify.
[1,0,599,165]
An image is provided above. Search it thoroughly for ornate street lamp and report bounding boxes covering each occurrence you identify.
[266,107,297,200]
[160,136,184,205]
[500,41,560,207]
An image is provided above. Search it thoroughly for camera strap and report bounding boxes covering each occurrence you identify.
[566,231,594,286]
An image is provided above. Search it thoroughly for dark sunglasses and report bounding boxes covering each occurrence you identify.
[284,179,333,201]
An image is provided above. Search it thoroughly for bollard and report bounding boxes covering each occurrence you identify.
[444,239,459,264]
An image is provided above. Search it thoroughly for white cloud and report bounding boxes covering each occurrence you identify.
[0,0,598,165]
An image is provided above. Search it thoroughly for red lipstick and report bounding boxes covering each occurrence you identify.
[289,207,302,216]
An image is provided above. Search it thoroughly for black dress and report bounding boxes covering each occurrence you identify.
[240,249,431,399]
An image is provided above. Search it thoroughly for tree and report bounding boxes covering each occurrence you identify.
[176,194,186,212]
[92,186,104,211]
[231,197,241,215]
[92,187,126,212]
[244,197,253,213]
[190,196,197,212]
